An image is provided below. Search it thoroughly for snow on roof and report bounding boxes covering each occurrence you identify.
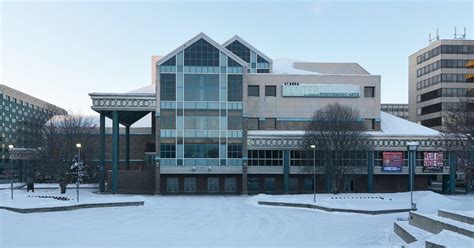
[272,58,320,75]
[371,112,441,137]
[127,83,156,94]
[248,112,441,137]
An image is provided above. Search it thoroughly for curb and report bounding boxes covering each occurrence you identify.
[0,201,144,214]
[258,201,411,215]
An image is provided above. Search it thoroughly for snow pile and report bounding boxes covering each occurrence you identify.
[0,188,145,208]
[250,191,461,213]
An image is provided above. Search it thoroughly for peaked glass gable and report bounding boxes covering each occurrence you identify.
[184,38,220,66]
[226,40,251,63]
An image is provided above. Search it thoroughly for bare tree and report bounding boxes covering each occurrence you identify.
[35,114,98,193]
[302,103,371,194]
[444,100,474,193]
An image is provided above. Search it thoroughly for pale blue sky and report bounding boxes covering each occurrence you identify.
[1,0,473,117]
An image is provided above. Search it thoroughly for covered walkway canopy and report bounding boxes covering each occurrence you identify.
[89,85,156,193]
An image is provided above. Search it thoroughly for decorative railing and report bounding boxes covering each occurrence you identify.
[89,93,155,111]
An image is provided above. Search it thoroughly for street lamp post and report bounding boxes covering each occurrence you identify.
[310,144,316,202]
[76,143,81,202]
[8,144,14,200]
[406,141,419,211]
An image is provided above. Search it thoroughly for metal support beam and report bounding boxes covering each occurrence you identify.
[242,160,248,195]
[367,150,374,193]
[112,111,119,194]
[125,125,130,170]
[283,150,289,194]
[99,113,105,192]
[449,151,457,195]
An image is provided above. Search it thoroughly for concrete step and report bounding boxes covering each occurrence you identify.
[394,220,431,244]
[409,211,474,238]
[425,230,474,248]
[438,209,474,225]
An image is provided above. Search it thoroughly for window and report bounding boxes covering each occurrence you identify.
[247,177,260,192]
[225,178,236,192]
[264,177,275,192]
[364,86,375,97]
[289,178,299,192]
[228,144,242,158]
[184,38,219,66]
[265,85,276,97]
[265,118,276,130]
[167,178,179,192]
[184,74,219,101]
[248,118,259,130]
[228,111,242,130]
[160,74,176,101]
[226,40,250,62]
[344,178,355,192]
[161,144,176,158]
[184,178,196,192]
[228,75,243,101]
[248,85,259,97]
[248,150,283,166]
[208,178,219,193]
[303,178,314,192]
[184,143,219,158]
[160,110,176,129]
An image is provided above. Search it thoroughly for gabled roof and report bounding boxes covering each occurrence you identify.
[222,35,273,63]
[156,33,247,67]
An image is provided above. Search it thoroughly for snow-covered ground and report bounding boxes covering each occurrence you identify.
[0,189,472,248]
[251,191,467,213]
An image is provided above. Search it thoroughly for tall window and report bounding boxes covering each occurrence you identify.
[228,144,242,158]
[226,40,250,62]
[160,74,176,101]
[208,178,219,193]
[166,178,179,192]
[161,144,176,158]
[248,85,259,97]
[228,75,243,101]
[225,178,236,192]
[184,178,196,192]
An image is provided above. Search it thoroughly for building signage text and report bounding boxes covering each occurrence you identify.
[281,83,360,98]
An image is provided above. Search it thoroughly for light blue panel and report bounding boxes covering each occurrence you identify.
[220,52,227,66]
[177,74,183,87]
[177,51,184,66]
[177,144,184,158]
[220,144,227,157]
[219,117,227,129]
[177,116,183,129]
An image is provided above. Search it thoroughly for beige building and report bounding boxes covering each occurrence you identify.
[408,39,474,130]
[381,103,409,119]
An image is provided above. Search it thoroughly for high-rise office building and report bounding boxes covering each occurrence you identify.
[408,39,474,130]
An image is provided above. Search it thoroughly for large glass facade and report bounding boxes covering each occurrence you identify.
[225,40,270,74]
[159,38,244,166]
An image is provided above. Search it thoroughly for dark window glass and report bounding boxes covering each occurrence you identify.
[364,86,375,97]
[265,118,276,130]
[160,110,176,129]
[162,56,176,66]
[248,85,259,97]
[228,75,243,101]
[421,103,442,115]
[184,178,196,192]
[161,144,176,158]
[228,144,242,158]
[265,85,276,97]
[247,177,260,192]
[184,38,219,66]
[225,178,236,192]
[184,143,219,158]
[247,118,259,130]
[228,111,242,130]
[166,178,179,192]
[264,177,275,192]
[208,178,219,193]
[160,74,176,101]
[228,57,241,67]
[257,69,270,73]
[421,117,442,127]
[184,74,219,101]
[226,40,250,62]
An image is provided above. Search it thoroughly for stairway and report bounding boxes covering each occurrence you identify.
[394,209,474,247]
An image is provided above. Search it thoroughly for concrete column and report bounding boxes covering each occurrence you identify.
[125,125,130,170]
[283,150,289,194]
[242,161,248,195]
[448,151,457,195]
[154,162,161,195]
[367,150,374,193]
[112,111,119,194]
[99,113,105,192]
[408,150,416,192]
